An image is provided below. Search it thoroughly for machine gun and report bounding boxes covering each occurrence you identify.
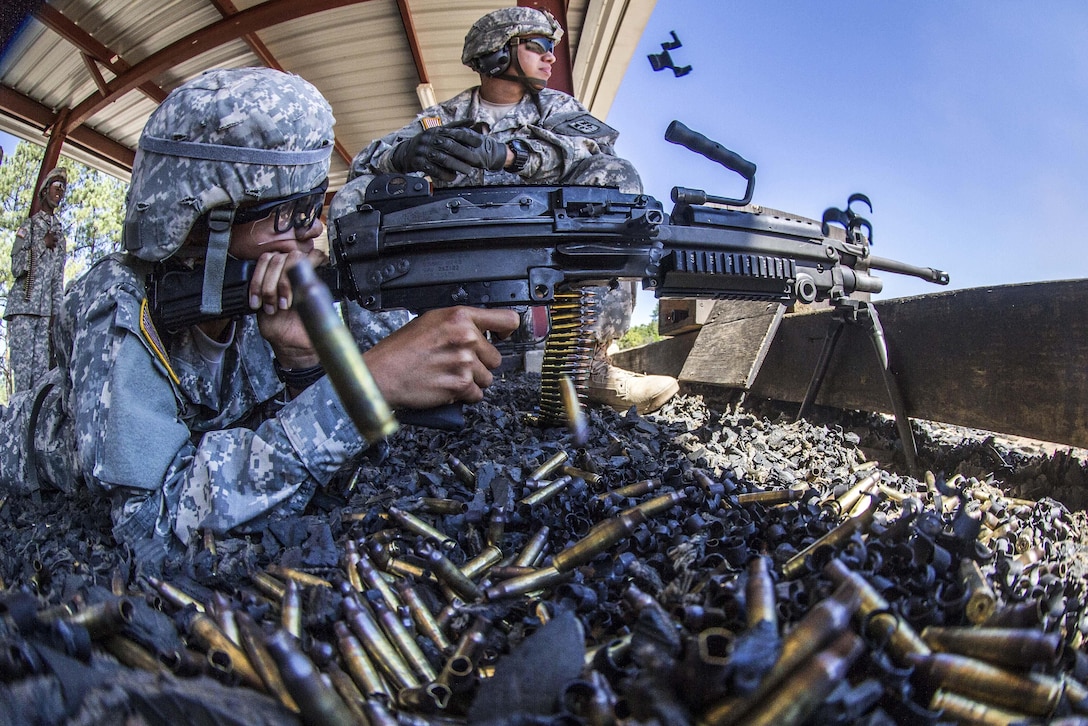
[149,122,948,463]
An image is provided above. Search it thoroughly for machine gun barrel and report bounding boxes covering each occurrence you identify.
[867,255,950,286]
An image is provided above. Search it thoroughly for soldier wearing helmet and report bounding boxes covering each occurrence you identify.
[0,68,517,568]
[332,6,678,415]
[5,166,68,393]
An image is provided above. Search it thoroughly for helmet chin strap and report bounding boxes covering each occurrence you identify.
[200,207,236,316]
[498,41,548,92]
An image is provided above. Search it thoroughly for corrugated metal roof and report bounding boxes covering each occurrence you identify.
[0,0,655,191]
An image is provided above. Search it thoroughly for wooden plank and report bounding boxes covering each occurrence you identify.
[678,300,784,389]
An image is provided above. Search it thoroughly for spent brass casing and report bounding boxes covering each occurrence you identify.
[356,550,403,612]
[736,488,806,506]
[621,489,687,519]
[422,545,483,602]
[342,540,364,592]
[235,610,300,713]
[102,635,167,674]
[389,506,456,550]
[281,579,302,640]
[385,558,431,581]
[343,595,420,691]
[484,565,567,600]
[146,576,206,613]
[520,474,573,507]
[824,559,930,665]
[264,628,357,726]
[702,581,861,726]
[727,630,864,726]
[527,451,570,484]
[54,597,134,639]
[929,689,1034,726]
[323,660,371,724]
[418,497,469,515]
[461,545,503,581]
[266,564,332,589]
[487,507,508,548]
[287,258,397,441]
[745,555,777,629]
[552,509,648,572]
[909,651,1063,717]
[560,374,589,446]
[489,565,538,580]
[185,612,264,690]
[250,571,287,601]
[211,592,241,647]
[363,698,400,726]
[447,453,477,486]
[437,616,489,693]
[372,598,438,682]
[395,578,452,653]
[921,625,1062,670]
[561,464,602,486]
[826,472,879,514]
[595,478,658,501]
[783,493,878,579]
[334,620,391,699]
[512,525,551,568]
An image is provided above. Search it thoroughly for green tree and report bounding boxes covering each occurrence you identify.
[0,141,125,399]
[617,305,665,350]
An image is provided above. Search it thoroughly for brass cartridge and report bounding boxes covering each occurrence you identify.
[342,594,420,691]
[323,660,371,724]
[620,489,687,519]
[783,493,878,579]
[52,597,134,639]
[929,689,1034,726]
[184,611,264,690]
[520,474,574,507]
[484,565,568,600]
[421,544,483,602]
[561,464,603,486]
[356,550,403,612]
[959,559,998,625]
[560,374,589,446]
[395,578,452,653]
[736,488,806,507]
[461,545,503,581]
[418,497,469,515]
[389,506,456,550]
[333,620,391,699]
[746,555,777,629]
[235,610,300,713]
[210,592,241,647]
[552,509,648,572]
[921,625,1062,670]
[342,539,364,592]
[909,652,1064,717]
[145,576,206,613]
[447,454,477,486]
[102,634,167,674]
[824,472,879,514]
[267,564,332,589]
[594,478,658,501]
[250,571,287,601]
[512,525,551,568]
[527,450,570,485]
[487,506,508,548]
[281,579,302,640]
[372,598,439,682]
[263,628,357,726]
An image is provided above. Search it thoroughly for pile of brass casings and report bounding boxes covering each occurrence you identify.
[2,381,1087,725]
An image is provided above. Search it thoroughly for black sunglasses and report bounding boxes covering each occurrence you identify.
[517,36,556,55]
[234,179,329,233]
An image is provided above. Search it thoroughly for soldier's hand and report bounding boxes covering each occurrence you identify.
[362,306,520,409]
[389,128,478,182]
[435,128,510,172]
[43,232,56,250]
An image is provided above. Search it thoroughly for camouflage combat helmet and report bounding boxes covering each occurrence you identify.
[37,167,67,202]
[123,67,334,314]
[461,6,563,68]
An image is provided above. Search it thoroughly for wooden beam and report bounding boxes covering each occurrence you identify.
[61,0,369,134]
[395,0,430,85]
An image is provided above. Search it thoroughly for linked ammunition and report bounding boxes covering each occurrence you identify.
[287,258,397,441]
[388,506,456,550]
[334,620,391,699]
[552,509,648,572]
[264,628,357,726]
[420,544,483,603]
[235,610,300,713]
[395,578,452,653]
[922,625,1062,670]
[908,651,1064,716]
[783,493,879,579]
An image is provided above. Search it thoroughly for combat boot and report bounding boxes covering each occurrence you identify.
[587,343,678,415]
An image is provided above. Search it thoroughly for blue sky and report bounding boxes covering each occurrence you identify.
[4,2,1086,327]
[609,1,1088,324]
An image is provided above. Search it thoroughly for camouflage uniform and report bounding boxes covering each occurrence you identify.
[0,69,367,560]
[5,168,67,393]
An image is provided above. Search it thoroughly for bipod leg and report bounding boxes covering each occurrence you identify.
[858,302,919,475]
[796,316,846,423]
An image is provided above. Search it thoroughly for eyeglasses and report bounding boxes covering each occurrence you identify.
[517,37,556,56]
[234,179,328,233]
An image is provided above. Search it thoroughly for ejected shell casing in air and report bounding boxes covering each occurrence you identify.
[560,374,588,445]
[287,258,397,441]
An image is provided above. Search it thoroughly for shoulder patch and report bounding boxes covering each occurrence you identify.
[545,112,617,139]
[16,226,27,238]
[140,297,180,385]
[419,116,443,130]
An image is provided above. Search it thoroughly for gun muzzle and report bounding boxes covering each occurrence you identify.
[287,258,398,442]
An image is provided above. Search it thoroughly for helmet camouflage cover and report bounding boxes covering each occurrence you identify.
[461,6,564,67]
[123,67,334,262]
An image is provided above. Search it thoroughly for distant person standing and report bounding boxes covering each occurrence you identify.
[5,166,67,392]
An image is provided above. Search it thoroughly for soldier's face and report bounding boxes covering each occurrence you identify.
[44,181,65,208]
[228,210,324,260]
[516,35,555,85]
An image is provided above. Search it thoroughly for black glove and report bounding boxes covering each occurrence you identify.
[388,128,478,182]
[437,128,510,172]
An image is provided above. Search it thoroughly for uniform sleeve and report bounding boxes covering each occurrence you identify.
[520,94,622,182]
[10,220,30,279]
[71,283,370,547]
[51,226,66,312]
[349,115,432,180]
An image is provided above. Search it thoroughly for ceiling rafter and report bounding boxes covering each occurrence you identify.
[61,0,370,134]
